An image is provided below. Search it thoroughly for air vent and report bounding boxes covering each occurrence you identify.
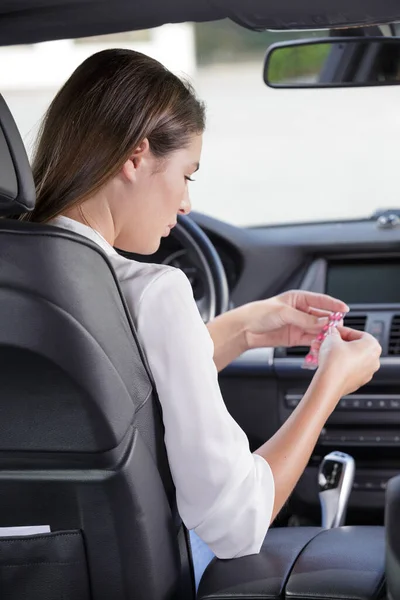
[343,315,367,332]
[285,314,366,358]
[389,315,400,356]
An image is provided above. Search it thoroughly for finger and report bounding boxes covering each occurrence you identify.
[336,328,382,354]
[309,316,329,331]
[296,315,344,346]
[290,291,349,314]
[291,332,329,348]
[321,325,341,339]
[308,309,344,329]
[291,333,318,347]
[308,307,345,323]
[284,307,342,340]
[308,307,332,318]
[283,306,325,333]
[336,326,365,342]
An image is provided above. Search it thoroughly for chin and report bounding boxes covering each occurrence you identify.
[141,242,161,256]
[134,238,161,256]
[114,234,161,256]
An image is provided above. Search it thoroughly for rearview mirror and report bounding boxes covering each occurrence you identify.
[264,37,400,88]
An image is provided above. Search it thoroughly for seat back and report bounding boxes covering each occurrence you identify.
[0,97,192,600]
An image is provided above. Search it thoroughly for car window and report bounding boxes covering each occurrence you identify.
[1,21,399,227]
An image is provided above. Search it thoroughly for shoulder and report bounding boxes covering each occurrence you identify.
[108,254,193,320]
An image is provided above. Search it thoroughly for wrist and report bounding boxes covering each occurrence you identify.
[230,304,252,353]
[237,300,274,351]
[307,364,345,410]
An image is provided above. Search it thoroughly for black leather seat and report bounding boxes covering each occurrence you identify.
[0,94,392,600]
[0,94,193,600]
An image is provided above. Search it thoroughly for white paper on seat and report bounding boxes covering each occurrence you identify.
[0,525,51,537]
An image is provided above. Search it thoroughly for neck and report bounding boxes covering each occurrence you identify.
[62,196,116,246]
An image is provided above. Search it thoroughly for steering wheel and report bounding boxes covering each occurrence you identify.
[167,215,230,322]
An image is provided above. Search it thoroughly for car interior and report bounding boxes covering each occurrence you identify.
[1,1,400,599]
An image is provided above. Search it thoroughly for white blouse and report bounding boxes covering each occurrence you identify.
[52,216,275,559]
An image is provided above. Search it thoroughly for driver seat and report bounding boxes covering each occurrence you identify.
[0,95,193,600]
[0,95,391,600]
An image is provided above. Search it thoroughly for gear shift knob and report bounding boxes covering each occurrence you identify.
[318,451,355,529]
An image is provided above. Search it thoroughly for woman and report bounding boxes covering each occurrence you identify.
[21,48,381,583]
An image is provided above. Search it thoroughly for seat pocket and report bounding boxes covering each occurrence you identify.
[0,529,91,600]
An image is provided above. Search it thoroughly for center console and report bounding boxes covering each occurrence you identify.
[274,255,400,515]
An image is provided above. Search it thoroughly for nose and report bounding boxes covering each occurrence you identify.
[179,193,191,216]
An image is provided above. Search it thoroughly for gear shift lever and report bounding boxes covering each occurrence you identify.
[318,451,355,528]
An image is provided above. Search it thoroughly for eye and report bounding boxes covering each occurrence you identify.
[185,176,196,182]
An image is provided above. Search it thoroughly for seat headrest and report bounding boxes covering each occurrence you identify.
[0,95,35,216]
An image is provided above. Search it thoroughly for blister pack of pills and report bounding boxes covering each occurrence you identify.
[302,312,345,370]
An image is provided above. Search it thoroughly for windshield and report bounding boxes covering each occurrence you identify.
[2,21,399,227]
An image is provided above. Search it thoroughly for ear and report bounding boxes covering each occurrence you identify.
[121,138,151,183]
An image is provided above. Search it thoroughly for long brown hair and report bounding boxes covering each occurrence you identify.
[22,48,205,223]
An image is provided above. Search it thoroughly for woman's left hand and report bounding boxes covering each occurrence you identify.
[240,290,349,350]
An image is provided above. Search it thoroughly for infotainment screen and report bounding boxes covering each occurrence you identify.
[326,260,400,304]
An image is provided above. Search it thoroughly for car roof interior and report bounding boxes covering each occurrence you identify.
[0,0,399,45]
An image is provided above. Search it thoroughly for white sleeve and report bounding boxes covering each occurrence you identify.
[135,267,275,559]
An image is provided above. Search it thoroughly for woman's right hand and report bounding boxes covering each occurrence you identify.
[257,325,381,525]
[318,326,382,397]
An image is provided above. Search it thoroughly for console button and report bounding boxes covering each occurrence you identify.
[363,435,377,443]
[344,432,358,442]
[349,397,364,409]
[390,398,400,409]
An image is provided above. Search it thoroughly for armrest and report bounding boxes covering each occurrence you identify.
[286,526,385,600]
[197,527,322,599]
[197,526,385,600]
